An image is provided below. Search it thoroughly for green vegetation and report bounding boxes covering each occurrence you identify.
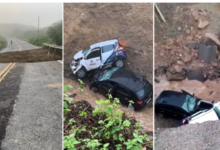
[63,80,152,150]
[0,34,6,50]
[28,20,62,46]
[47,20,62,45]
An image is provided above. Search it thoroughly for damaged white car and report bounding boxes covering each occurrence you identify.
[70,39,127,78]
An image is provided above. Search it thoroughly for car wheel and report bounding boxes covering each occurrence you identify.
[91,86,98,93]
[76,66,87,78]
[114,58,124,68]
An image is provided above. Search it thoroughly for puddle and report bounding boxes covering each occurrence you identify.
[64,78,153,132]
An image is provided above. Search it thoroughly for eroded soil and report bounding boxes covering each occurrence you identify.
[64,3,153,83]
[0,48,62,63]
[155,3,220,149]
[64,79,153,133]
[64,100,153,150]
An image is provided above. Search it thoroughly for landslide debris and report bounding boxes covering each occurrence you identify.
[64,3,153,83]
[155,4,220,81]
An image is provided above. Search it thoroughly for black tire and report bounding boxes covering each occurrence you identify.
[76,66,87,78]
[90,86,98,93]
[114,57,125,68]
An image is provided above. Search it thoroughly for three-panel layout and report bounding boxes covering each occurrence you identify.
[0,2,219,150]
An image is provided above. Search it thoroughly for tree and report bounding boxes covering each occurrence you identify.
[47,20,62,45]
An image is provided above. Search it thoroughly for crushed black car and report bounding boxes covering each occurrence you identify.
[89,67,153,110]
[155,90,214,120]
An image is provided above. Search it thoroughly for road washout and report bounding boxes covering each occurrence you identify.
[64,3,153,83]
[64,78,153,136]
[0,48,62,63]
[155,3,220,149]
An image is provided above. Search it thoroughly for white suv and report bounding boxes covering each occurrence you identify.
[70,39,127,78]
[182,102,220,125]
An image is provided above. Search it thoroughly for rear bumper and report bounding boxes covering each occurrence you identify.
[134,90,153,110]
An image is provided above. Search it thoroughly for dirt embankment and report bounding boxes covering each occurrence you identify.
[0,48,62,63]
[155,3,220,81]
[64,3,153,83]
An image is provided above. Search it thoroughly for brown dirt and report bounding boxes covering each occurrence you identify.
[0,48,62,63]
[64,3,153,83]
[64,78,153,133]
[64,100,152,150]
[155,3,220,149]
[155,3,220,80]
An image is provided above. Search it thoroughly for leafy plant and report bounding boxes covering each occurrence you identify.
[79,108,87,119]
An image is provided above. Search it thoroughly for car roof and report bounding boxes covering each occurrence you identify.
[90,39,118,49]
[109,68,150,92]
[156,90,187,108]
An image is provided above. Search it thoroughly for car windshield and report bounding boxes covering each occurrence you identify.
[136,83,151,99]
[83,47,90,57]
[214,106,220,120]
[182,95,197,113]
[99,68,119,81]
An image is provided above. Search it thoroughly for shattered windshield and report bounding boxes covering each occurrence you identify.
[99,68,119,81]
[83,47,90,57]
[182,95,197,113]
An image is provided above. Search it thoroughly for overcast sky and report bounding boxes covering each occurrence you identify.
[0,3,62,28]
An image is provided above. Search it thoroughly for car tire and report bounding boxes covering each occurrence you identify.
[76,66,87,79]
[91,86,98,93]
[114,57,124,68]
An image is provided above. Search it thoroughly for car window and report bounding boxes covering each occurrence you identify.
[102,45,114,53]
[99,67,119,81]
[86,48,101,59]
[182,95,197,113]
[115,86,131,97]
[83,47,90,57]
[136,84,151,99]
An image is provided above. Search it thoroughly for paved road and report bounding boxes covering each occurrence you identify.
[0,38,62,150]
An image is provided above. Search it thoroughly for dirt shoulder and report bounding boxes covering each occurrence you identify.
[64,3,153,83]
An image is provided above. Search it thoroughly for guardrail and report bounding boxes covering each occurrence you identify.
[43,43,62,50]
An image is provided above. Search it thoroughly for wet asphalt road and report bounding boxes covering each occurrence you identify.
[0,38,62,150]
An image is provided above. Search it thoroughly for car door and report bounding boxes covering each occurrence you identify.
[84,47,102,70]
[101,44,115,64]
[98,82,115,97]
[171,106,188,119]
[114,85,131,105]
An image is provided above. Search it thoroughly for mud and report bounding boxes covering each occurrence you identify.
[64,3,153,83]
[154,4,220,148]
[64,100,152,150]
[0,48,62,63]
[64,78,153,133]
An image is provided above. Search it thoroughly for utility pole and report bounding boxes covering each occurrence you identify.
[38,16,39,38]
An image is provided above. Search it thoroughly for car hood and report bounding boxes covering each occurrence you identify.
[74,50,84,60]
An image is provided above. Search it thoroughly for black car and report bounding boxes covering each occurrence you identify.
[89,67,153,110]
[155,90,213,119]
